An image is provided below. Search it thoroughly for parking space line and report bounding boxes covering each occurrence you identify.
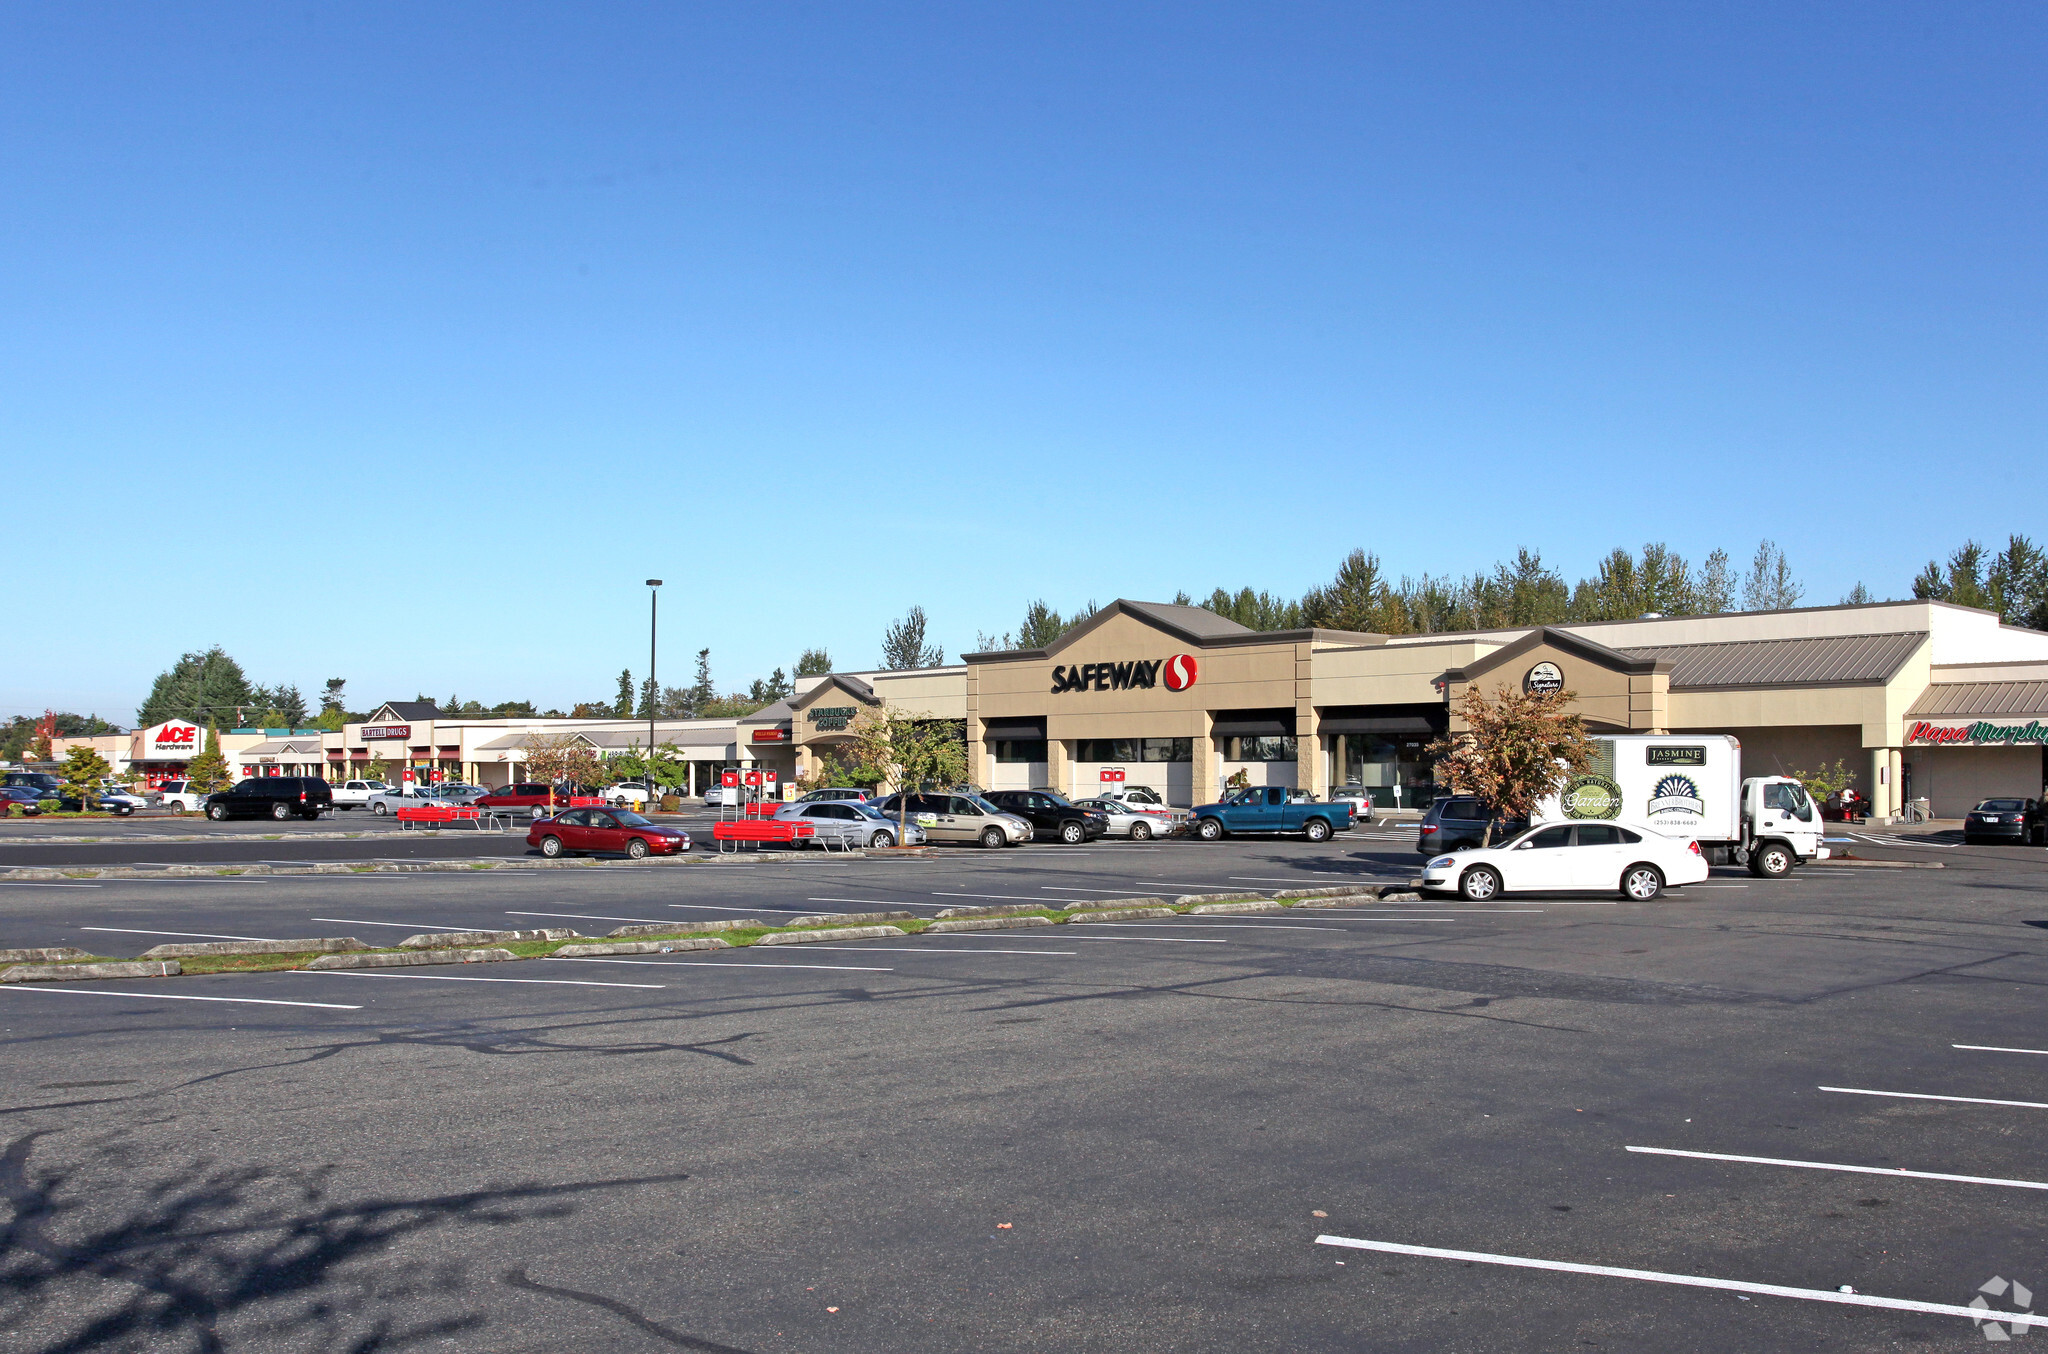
[0,882,102,888]
[504,910,679,925]
[933,891,1083,903]
[1313,1234,2048,1329]
[1954,1044,2048,1057]
[805,897,947,909]
[1625,1145,2048,1191]
[310,918,480,930]
[290,971,665,989]
[569,959,895,972]
[664,903,799,913]
[1063,935,1228,945]
[0,987,361,1010]
[1819,1086,2048,1110]
[1038,886,1167,893]
[728,945,1076,956]
[82,926,279,941]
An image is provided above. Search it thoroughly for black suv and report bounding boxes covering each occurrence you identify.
[204,777,335,821]
[1417,795,1527,855]
[3,771,61,797]
[982,790,1108,845]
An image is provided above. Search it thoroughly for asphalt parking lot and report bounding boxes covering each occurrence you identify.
[3,828,2046,1351]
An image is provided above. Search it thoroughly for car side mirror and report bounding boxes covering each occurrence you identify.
[1514,841,1532,850]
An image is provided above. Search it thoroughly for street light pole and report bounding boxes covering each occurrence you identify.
[646,579,662,803]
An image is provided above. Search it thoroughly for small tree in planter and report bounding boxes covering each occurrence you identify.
[521,734,606,809]
[59,746,114,813]
[1426,684,1597,847]
[846,708,966,845]
[185,725,234,797]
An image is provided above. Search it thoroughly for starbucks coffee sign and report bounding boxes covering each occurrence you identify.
[807,706,857,731]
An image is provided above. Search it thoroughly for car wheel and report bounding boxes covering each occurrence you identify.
[1749,842,1793,878]
[116,805,133,817]
[626,837,649,860]
[980,826,1005,849]
[868,830,894,849]
[270,802,291,820]
[1304,817,1332,843]
[1621,864,1664,900]
[372,801,388,816]
[207,803,229,821]
[1196,817,1224,842]
[1059,820,1086,845]
[1459,865,1501,901]
[1130,821,1153,842]
[539,835,564,858]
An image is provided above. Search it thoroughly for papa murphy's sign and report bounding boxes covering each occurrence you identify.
[1051,655,1197,694]
[1908,720,2048,746]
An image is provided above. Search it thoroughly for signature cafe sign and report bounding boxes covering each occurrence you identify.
[807,706,857,731]
[1908,720,2048,746]
[1051,654,1197,694]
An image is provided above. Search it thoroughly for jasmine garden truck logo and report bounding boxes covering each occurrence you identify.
[1561,774,1624,819]
[1647,772,1706,823]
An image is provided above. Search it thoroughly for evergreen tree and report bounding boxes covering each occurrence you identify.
[59,746,114,812]
[614,669,634,718]
[1301,551,1405,633]
[320,679,349,715]
[689,649,715,714]
[1017,600,1066,648]
[1842,582,1874,605]
[1988,535,2048,630]
[136,648,256,728]
[185,724,233,794]
[637,676,657,720]
[796,648,833,676]
[1741,539,1805,611]
[881,607,945,669]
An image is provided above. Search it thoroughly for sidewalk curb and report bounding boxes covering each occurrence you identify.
[138,938,370,959]
[924,916,1055,933]
[397,928,576,949]
[304,948,517,969]
[3,960,181,982]
[555,938,731,957]
[753,925,907,946]
[1068,907,1177,923]
[1187,900,1284,915]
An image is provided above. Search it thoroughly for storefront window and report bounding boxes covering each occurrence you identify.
[1338,734,1436,808]
[1224,736,1297,762]
[1074,738,1191,762]
[992,740,1048,763]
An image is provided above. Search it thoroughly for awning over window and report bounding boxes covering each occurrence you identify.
[1318,715,1438,735]
[1208,709,1296,738]
[983,717,1046,740]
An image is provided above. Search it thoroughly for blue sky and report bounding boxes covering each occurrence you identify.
[6,2,2044,722]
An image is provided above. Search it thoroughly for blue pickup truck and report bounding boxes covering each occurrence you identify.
[1191,787,1355,843]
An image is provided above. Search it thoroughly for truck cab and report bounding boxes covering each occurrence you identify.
[1736,776,1828,877]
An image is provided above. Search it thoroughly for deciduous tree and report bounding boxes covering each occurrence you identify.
[1426,685,1597,846]
[881,607,945,669]
[846,707,967,843]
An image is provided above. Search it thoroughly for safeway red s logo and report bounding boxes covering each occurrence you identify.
[1163,654,1198,691]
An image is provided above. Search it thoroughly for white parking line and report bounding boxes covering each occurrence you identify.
[1625,1145,2048,1191]
[733,945,1076,956]
[0,882,102,888]
[1063,935,1228,945]
[665,903,799,913]
[503,910,678,925]
[310,918,478,930]
[1038,886,1167,893]
[1954,1044,2048,1057]
[0,987,361,1010]
[290,971,664,989]
[1313,1234,2048,1329]
[636,960,894,972]
[81,926,278,941]
[1819,1086,2048,1110]
[805,896,947,909]
[933,891,1077,903]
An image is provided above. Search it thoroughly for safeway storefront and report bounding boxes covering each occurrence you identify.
[760,597,2048,820]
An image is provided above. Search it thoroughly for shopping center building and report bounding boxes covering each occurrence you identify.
[43,597,2048,821]
[750,598,2048,821]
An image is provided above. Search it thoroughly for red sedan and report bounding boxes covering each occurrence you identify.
[528,808,691,860]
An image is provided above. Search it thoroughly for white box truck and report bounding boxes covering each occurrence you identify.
[1532,734,1828,878]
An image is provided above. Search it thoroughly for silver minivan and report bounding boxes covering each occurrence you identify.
[871,793,1030,847]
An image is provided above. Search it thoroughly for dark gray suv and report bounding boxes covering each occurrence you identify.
[1416,795,1527,856]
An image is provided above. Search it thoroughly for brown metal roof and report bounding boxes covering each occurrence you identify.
[1618,631,1925,688]
[1908,681,2048,717]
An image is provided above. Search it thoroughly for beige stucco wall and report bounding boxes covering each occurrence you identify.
[1909,746,2044,818]
[1310,639,1488,706]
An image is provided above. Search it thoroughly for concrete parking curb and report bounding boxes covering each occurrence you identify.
[933,903,1049,919]
[1811,858,1945,869]
[0,946,92,963]
[1374,891,1424,901]
[607,920,760,937]
[1067,907,1177,922]
[1173,891,1265,906]
[1186,900,1283,915]
[753,925,907,945]
[3,960,181,983]
[1284,885,1383,899]
[304,948,518,969]
[779,911,920,928]
[1069,897,1172,912]
[138,937,371,959]
[554,938,732,957]
[924,916,1055,933]
[397,929,576,949]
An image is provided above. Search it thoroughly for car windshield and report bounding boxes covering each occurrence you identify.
[853,803,894,820]
[1978,799,2027,812]
[970,797,1009,815]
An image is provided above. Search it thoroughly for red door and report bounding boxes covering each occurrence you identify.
[583,810,628,853]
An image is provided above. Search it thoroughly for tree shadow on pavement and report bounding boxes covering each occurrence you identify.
[0,1129,690,1353]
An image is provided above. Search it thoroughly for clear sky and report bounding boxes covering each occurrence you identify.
[6,3,2044,722]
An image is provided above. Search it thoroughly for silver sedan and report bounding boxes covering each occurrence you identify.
[774,800,929,849]
[1073,797,1187,841]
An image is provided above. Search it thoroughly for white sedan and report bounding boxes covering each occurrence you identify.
[1073,797,1187,841]
[1419,821,1708,901]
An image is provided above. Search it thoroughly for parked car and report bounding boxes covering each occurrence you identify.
[365,786,461,816]
[1964,797,2043,845]
[95,787,147,814]
[3,772,62,797]
[604,780,658,809]
[1326,784,1377,824]
[1417,795,1527,856]
[981,790,1108,845]
[1420,821,1709,901]
[0,786,51,815]
[868,793,1033,847]
[792,787,873,805]
[528,807,691,859]
[1190,787,1354,843]
[476,782,587,819]
[203,777,335,821]
[774,800,928,849]
[1096,784,1169,808]
[1072,797,1186,841]
[329,779,390,810]
[427,783,491,806]
[152,779,211,812]
[703,784,729,807]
